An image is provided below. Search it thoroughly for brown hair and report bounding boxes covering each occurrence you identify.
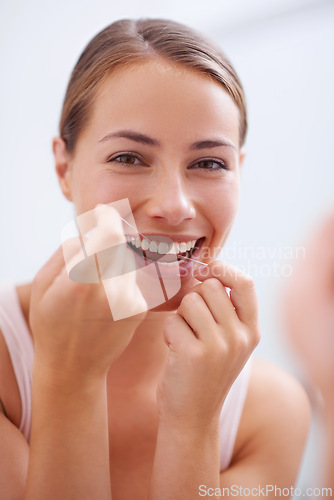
[59,18,247,153]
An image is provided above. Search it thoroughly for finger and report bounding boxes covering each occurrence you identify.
[191,278,237,326]
[163,313,197,350]
[62,234,89,281]
[177,292,216,342]
[62,204,129,285]
[33,243,80,298]
[193,261,258,328]
[79,204,126,257]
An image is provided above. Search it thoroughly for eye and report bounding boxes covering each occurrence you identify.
[190,158,228,172]
[108,153,143,165]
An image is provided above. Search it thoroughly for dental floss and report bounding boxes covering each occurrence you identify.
[119,216,207,267]
[177,255,207,266]
[119,216,152,244]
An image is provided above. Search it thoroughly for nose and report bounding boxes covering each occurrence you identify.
[145,175,196,226]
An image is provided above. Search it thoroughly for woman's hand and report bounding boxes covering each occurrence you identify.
[157,261,260,429]
[29,204,147,382]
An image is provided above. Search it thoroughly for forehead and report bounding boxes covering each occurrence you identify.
[89,59,240,147]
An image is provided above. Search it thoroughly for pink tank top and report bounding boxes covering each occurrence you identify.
[0,283,252,470]
[0,284,34,442]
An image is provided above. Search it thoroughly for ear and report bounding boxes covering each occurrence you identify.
[239,147,246,169]
[53,137,73,201]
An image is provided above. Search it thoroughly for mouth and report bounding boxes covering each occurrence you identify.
[125,235,205,266]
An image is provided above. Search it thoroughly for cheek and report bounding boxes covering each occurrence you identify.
[208,181,240,233]
[70,169,142,215]
[203,181,239,261]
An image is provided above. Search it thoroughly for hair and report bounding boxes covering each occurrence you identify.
[59,18,247,153]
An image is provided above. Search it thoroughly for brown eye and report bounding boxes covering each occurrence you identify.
[190,159,228,171]
[198,160,216,169]
[111,154,139,165]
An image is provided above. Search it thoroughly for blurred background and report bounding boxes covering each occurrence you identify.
[1,0,333,494]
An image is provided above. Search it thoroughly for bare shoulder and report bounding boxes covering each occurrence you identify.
[227,357,311,485]
[245,357,311,425]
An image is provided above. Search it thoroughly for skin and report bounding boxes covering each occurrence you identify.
[0,59,310,499]
[283,214,334,491]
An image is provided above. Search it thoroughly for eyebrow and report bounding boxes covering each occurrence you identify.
[99,129,237,151]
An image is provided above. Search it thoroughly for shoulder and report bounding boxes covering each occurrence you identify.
[246,357,311,423]
[229,357,311,484]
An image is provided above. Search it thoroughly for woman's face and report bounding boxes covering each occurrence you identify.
[55,59,243,304]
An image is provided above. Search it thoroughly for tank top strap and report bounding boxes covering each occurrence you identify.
[219,357,253,471]
[0,283,34,442]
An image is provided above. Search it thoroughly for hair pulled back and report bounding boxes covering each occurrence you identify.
[59,18,247,153]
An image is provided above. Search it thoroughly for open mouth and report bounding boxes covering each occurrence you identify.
[126,235,205,265]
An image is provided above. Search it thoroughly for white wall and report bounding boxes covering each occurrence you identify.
[1,0,333,493]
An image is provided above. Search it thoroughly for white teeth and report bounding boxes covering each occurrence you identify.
[127,236,199,255]
[142,239,150,251]
[130,237,141,248]
[169,242,180,255]
[179,242,187,253]
[149,241,158,252]
[158,242,169,254]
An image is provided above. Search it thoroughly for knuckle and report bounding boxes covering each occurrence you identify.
[236,326,261,353]
[227,327,250,354]
[252,327,261,346]
[187,344,213,366]
[202,278,221,293]
[239,273,255,291]
[164,314,178,330]
[235,332,249,352]
[180,292,200,310]
[208,261,223,274]
[215,337,229,357]
[71,281,87,294]
[189,345,204,362]
[71,282,94,302]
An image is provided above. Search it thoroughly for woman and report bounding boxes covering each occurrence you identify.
[0,19,310,499]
